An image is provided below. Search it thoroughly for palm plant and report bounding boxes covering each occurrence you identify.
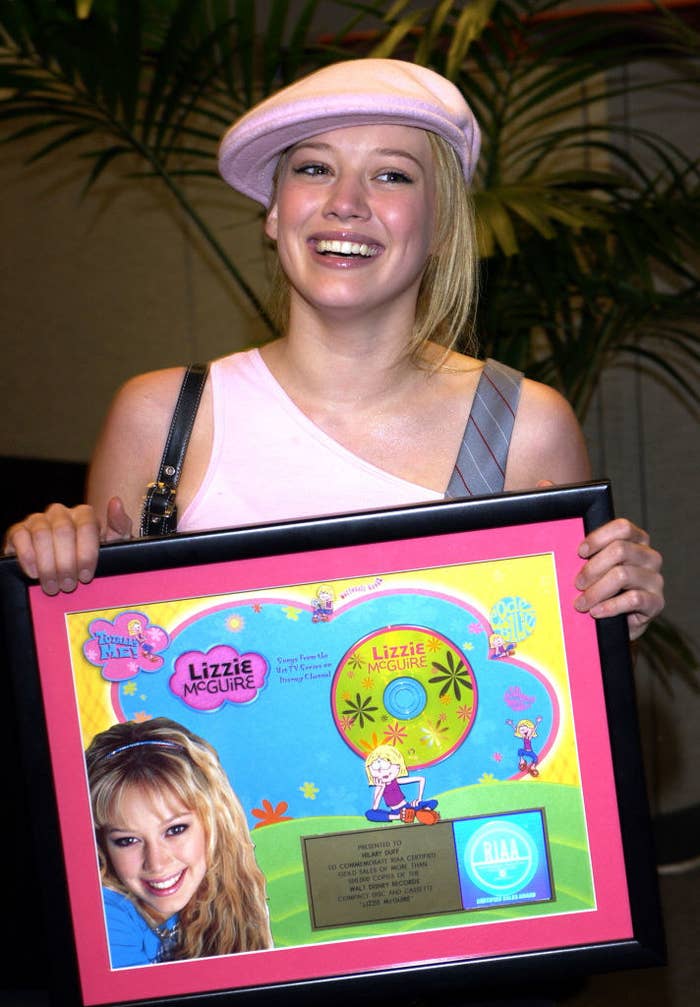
[0,0,362,330]
[2,0,696,412]
[364,0,700,418]
[366,0,700,691]
[1,0,698,686]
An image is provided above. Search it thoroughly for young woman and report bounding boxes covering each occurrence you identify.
[3,59,663,643]
[86,718,271,967]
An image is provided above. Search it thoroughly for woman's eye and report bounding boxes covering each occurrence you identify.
[377,170,412,184]
[166,822,188,837]
[112,836,138,848]
[293,163,329,177]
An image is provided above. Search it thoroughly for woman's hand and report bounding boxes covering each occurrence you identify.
[574,518,664,641]
[533,481,663,642]
[3,496,132,595]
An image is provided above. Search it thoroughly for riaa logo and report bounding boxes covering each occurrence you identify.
[464,820,538,895]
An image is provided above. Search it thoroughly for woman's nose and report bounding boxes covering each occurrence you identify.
[323,173,370,220]
[142,840,172,874]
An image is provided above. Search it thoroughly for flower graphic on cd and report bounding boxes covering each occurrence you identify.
[383,721,407,746]
[420,719,449,748]
[299,782,319,800]
[359,732,382,753]
[429,650,474,701]
[342,693,378,729]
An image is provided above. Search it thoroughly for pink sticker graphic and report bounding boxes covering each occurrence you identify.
[504,685,536,711]
[83,611,169,682]
[170,645,269,711]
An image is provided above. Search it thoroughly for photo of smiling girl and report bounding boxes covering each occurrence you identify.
[85,717,272,968]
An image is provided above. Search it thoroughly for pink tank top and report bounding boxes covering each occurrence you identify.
[178,349,442,532]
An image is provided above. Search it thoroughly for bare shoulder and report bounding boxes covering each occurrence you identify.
[505,377,592,490]
[93,366,189,465]
[87,366,190,521]
[107,366,189,423]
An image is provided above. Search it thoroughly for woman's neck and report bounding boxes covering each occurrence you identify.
[261,300,425,412]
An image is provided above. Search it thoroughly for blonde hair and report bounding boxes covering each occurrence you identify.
[412,131,478,359]
[365,744,408,784]
[514,719,538,738]
[86,718,272,960]
[266,130,478,360]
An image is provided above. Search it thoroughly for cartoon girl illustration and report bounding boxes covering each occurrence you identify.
[311,585,335,622]
[489,633,516,659]
[506,716,543,776]
[364,744,439,825]
[127,616,160,663]
[86,717,272,968]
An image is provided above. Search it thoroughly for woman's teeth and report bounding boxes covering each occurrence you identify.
[315,239,378,257]
[147,872,183,891]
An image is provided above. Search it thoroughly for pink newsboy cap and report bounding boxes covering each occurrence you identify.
[218,58,481,207]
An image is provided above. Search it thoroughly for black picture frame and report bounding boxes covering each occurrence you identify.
[0,482,664,1007]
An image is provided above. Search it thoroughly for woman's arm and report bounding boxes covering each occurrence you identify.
[505,379,664,641]
[3,367,187,594]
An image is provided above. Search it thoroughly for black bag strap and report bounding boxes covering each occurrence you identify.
[139,362,209,537]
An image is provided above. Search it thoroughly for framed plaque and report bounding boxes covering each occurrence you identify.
[0,483,664,1006]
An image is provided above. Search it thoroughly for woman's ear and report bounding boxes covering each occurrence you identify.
[265,203,278,241]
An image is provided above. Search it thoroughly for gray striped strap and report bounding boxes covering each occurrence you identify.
[446,358,523,498]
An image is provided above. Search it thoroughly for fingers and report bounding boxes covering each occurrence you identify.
[575,518,664,641]
[4,497,134,596]
[578,516,651,558]
[3,503,100,595]
[104,496,133,542]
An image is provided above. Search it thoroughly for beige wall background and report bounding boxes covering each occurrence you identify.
[0,54,698,818]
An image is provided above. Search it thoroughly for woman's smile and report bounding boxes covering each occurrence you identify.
[142,869,186,895]
[308,230,383,268]
[311,234,381,261]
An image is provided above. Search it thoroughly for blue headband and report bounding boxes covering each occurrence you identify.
[104,739,186,760]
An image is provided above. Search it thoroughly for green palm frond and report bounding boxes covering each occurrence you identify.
[1,0,698,679]
[0,0,351,330]
[362,0,699,425]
